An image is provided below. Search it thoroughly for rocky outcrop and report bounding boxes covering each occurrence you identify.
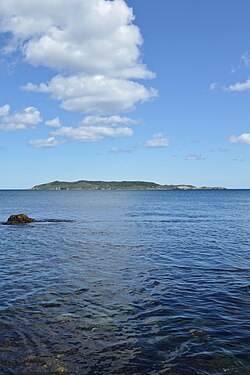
[4,214,72,225]
[5,214,36,225]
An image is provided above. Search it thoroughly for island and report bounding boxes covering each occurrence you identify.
[32,180,226,191]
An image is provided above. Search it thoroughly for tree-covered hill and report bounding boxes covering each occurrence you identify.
[32,180,226,190]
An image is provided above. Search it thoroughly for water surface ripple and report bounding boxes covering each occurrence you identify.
[0,190,250,374]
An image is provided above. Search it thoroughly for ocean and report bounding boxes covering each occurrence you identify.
[0,189,250,374]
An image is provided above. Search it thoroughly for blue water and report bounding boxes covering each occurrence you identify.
[0,190,250,374]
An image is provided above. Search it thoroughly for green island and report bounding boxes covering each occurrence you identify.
[32,180,226,191]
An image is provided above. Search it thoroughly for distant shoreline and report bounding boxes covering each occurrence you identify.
[31,180,226,191]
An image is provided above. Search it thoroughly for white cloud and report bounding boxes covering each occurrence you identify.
[29,136,63,148]
[185,154,205,161]
[53,125,133,142]
[209,82,218,91]
[229,133,250,144]
[225,79,250,92]
[0,0,157,145]
[0,0,153,78]
[0,104,10,116]
[45,117,61,127]
[144,133,169,148]
[241,52,250,68]
[110,145,136,153]
[0,1,157,117]
[0,106,42,131]
[230,52,250,74]
[111,147,121,153]
[81,115,141,126]
[110,134,170,154]
[0,0,153,79]
[23,74,157,114]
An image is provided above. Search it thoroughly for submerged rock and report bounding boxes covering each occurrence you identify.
[6,214,36,225]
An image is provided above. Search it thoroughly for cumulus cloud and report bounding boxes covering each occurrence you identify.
[0,105,42,131]
[23,74,157,114]
[29,136,63,148]
[53,125,133,142]
[81,115,141,126]
[0,1,158,146]
[225,79,250,92]
[185,154,205,161]
[0,1,157,116]
[144,133,169,148]
[0,0,153,79]
[45,117,61,127]
[229,133,250,144]
[0,104,10,116]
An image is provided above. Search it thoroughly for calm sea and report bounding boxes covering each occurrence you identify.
[0,190,250,375]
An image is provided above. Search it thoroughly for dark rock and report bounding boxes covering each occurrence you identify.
[3,214,73,225]
[5,214,36,225]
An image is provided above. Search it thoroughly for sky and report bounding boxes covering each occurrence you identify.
[0,0,250,189]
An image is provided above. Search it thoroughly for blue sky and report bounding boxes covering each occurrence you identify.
[0,0,250,189]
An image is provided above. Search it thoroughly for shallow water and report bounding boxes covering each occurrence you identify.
[0,190,250,374]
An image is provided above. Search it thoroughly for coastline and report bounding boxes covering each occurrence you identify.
[31,180,226,191]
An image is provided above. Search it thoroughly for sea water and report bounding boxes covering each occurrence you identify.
[0,189,250,374]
